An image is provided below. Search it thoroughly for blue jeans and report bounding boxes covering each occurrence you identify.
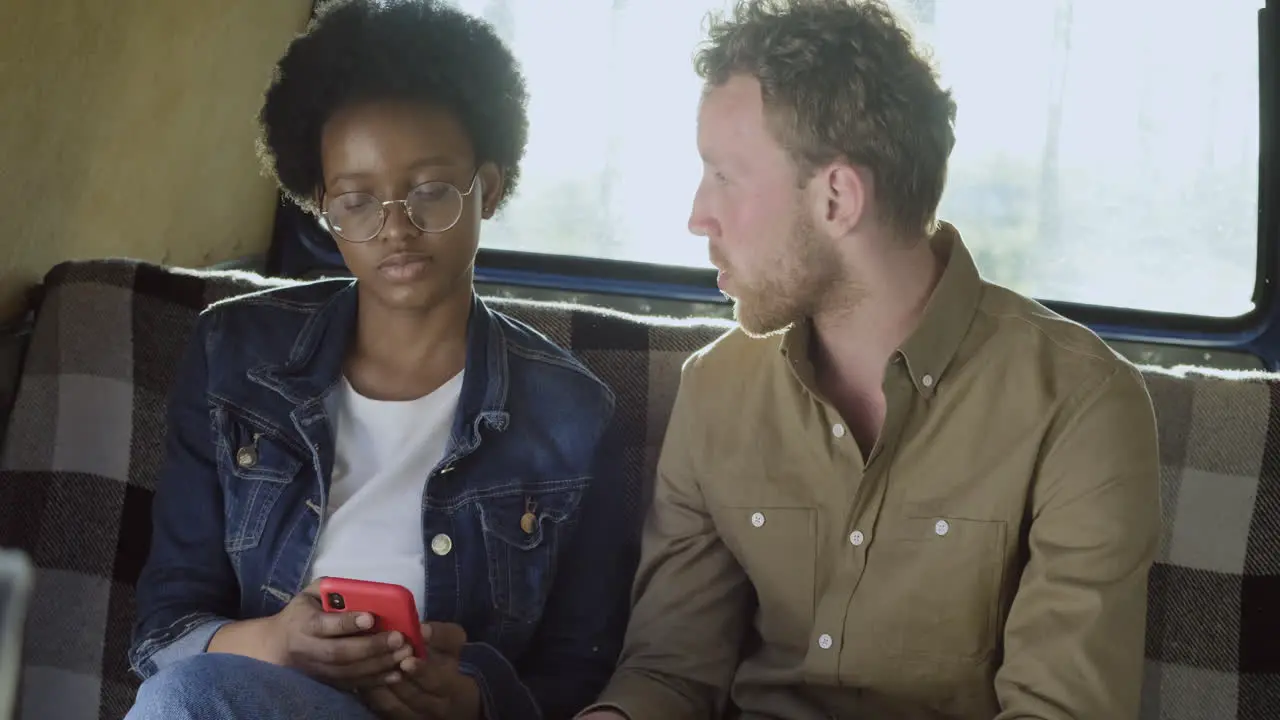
[125,653,378,720]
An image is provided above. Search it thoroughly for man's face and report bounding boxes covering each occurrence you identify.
[689,75,841,336]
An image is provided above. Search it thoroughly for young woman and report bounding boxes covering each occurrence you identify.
[124,2,633,718]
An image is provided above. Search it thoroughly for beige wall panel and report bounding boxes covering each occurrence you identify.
[0,0,313,321]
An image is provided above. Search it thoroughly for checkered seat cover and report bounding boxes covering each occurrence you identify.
[0,259,1276,719]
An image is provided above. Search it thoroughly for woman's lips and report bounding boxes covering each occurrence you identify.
[377,252,430,282]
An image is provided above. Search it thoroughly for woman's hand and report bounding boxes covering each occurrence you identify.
[362,622,481,720]
[264,581,414,689]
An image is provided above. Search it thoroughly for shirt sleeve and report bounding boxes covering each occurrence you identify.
[994,363,1162,719]
[129,311,240,679]
[584,361,754,720]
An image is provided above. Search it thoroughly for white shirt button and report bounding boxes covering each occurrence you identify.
[848,530,865,546]
[751,512,766,527]
[832,423,846,438]
[921,374,935,388]
[818,633,834,649]
[935,519,950,536]
[430,533,453,556]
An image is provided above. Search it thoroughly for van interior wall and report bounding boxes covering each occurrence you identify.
[0,0,313,323]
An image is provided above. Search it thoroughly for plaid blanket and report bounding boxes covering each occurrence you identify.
[0,259,1276,719]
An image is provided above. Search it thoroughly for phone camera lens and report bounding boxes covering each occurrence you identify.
[328,592,345,610]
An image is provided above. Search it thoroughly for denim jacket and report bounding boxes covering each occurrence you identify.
[129,278,635,720]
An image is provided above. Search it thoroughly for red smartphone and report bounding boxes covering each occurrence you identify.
[317,577,427,658]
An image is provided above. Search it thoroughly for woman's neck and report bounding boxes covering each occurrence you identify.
[345,285,472,401]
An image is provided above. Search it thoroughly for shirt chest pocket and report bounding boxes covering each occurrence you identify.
[717,504,817,646]
[477,479,588,624]
[213,408,305,553]
[873,515,1007,661]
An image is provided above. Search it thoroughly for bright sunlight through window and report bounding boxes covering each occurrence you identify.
[446,0,1265,318]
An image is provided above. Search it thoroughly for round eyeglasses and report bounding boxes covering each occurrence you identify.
[321,170,479,243]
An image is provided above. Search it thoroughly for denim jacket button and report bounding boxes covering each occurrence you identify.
[236,432,262,468]
[235,446,257,468]
[430,533,453,556]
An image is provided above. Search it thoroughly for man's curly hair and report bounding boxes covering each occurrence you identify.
[257,0,529,215]
[696,0,956,237]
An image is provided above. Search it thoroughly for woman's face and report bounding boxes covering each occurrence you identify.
[317,100,503,312]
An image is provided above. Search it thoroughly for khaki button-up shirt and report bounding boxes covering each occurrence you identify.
[591,227,1161,719]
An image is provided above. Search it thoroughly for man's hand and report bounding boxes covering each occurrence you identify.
[363,622,481,720]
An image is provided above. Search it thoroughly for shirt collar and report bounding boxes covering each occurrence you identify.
[252,286,511,434]
[779,222,983,398]
[897,222,983,396]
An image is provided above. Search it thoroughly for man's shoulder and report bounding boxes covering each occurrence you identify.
[681,324,781,386]
[975,282,1140,387]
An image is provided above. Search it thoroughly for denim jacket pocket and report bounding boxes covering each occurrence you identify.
[477,478,590,623]
[212,406,304,553]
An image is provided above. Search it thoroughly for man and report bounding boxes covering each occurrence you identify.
[580,1,1161,718]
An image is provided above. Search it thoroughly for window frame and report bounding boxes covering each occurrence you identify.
[474,1,1280,367]
[284,0,1279,367]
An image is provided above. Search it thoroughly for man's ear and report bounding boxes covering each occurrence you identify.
[813,161,869,237]
[478,164,505,219]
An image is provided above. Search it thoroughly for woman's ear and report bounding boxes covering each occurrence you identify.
[478,164,505,219]
[313,190,333,232]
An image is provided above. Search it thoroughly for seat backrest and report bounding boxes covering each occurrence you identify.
[1140,367,1280,717]
[0,259,729,719]
[0,259,1275,719]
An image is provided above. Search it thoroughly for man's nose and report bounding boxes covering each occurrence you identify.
[688,188,716,238]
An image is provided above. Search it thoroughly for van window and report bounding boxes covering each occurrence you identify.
[447,0,1266,318]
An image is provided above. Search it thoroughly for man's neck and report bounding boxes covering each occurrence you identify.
[811,236,942,398]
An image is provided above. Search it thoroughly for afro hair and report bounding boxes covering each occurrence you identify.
[257,0,529,215]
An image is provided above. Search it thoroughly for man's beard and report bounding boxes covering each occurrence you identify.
[730,212,847,338]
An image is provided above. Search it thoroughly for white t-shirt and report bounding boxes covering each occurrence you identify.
[306,371,464,620]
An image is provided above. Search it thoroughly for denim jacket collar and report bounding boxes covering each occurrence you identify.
[246,281,511,452]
